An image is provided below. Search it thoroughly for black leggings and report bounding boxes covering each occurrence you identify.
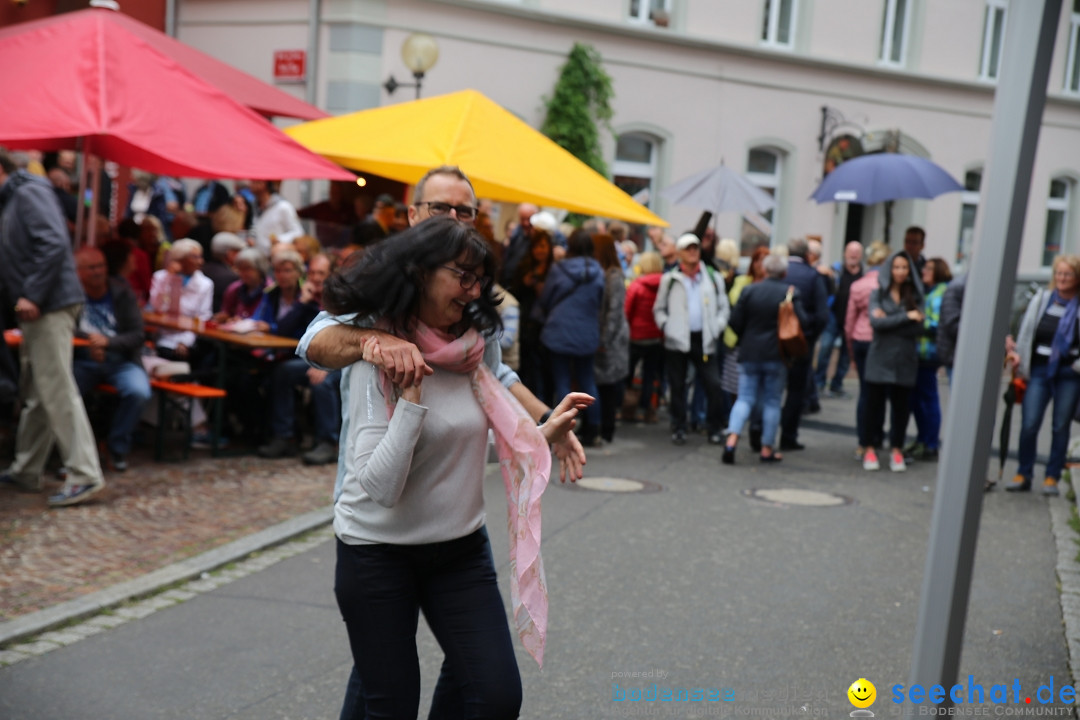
[864,382,911,450]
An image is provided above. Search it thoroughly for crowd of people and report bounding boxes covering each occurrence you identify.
[0,141,1071,513]
[492,199,1078,498]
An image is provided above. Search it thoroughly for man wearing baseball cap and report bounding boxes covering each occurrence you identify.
[653,232,730,446]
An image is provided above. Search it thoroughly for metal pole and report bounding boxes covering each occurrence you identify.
[300,0,321,210]
[74,137,88,245]
[909,0,1061,706]
[165,0,177,38]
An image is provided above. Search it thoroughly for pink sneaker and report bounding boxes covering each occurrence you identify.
[890,449,907,472]
[863,448,880,471]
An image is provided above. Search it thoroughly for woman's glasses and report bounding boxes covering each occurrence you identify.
[441,265,492,292]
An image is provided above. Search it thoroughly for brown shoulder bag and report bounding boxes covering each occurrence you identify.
[778,285,808,364]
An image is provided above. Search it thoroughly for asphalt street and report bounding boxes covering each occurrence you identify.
[0,388,1073,719]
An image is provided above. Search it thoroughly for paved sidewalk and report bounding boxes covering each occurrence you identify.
[0,450,336,625]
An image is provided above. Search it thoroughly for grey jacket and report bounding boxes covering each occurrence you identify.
[937,273,966,367]
[653,263,730,355]
[1014,287,1080,380]
[0,171,84,313]
[864,252,923,387]
[594,267,630,384]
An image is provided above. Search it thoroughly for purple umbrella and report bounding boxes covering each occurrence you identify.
[809,153,963,205]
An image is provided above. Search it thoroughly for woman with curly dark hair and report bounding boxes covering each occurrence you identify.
[323,216,588,719]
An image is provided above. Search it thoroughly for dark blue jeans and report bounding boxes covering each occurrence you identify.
[549,351,601,433]
[910,363,942,450]
[269,357,341,443]
[334,529,521,720]
[628,342,663,411]
[1016,363,1080,481]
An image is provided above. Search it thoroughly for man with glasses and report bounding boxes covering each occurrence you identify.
[298,164,587,720]
[301,167,582,471]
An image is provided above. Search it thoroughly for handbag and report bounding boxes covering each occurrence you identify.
[778,285,808,364]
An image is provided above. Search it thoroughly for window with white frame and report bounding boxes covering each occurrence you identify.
[761,0,798,49]
[613,133,658,212]
[879,0,910,66]
[1065,0,1080,93]
[742,147,782,253]
[956,170,981,268]
[979,0,1007,81]
[1043,179,1072,267]
[629,0,671,27]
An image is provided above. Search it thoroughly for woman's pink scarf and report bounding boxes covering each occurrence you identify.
[380,321,551,667]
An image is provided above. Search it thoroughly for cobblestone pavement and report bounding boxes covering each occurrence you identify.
[0,450,335,622]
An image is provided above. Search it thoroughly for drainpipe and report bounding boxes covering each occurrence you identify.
[165,0,177,37]
[301,0,322,208]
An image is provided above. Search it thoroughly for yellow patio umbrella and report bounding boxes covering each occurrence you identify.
[285,89,667,226]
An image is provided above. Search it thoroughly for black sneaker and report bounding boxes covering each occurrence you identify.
[780,439,805,451]
[671,430,687,446]
[48,481,106,507]
[258,436,297,459]
[111,453,128,472]
[302,441,338,466]
[721,446,735,465]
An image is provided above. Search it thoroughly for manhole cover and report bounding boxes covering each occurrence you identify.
[742,488,853,507]
[570,477,663,493]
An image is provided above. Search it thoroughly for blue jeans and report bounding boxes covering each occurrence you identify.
[269,358,341,443]
[910,363,942,450]
[549,352,601,433]
[725,361,787,449]
[73,358,152,457]
[334,529,522,720]
[1016,363,1080,481]
[814,314,850,392]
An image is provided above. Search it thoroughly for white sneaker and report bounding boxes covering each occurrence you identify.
[863,449,880,471]
[889,449,907,472]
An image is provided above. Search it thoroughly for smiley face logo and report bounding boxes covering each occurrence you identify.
[848,678,877,709]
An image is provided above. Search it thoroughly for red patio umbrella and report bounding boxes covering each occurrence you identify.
[0,6,351,181]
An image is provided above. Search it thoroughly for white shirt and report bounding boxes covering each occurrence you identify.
[149,269,214,349]
[252,194,304,256]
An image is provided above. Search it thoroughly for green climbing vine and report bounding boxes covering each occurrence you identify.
[540,43,615,178]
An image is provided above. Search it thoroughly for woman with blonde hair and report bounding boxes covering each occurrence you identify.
[623,251,665,423]
[844,241,890,464]
[1004,254,1080,496]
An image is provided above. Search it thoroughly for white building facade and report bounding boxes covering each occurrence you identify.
[176,0,1080,272]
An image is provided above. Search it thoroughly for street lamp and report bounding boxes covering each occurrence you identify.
[383,33,439,99]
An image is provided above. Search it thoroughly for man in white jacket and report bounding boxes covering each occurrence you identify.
[653,233,730,446]
[250,179,304,256]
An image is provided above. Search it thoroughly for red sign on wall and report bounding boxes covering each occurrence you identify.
[273,50,306,84]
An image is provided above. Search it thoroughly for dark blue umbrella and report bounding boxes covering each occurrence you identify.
[809,153,963,205]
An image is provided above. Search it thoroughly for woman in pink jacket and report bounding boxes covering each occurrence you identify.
[844,241,890,465]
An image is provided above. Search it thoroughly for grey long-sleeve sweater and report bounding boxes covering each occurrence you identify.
[334,361,491,546]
